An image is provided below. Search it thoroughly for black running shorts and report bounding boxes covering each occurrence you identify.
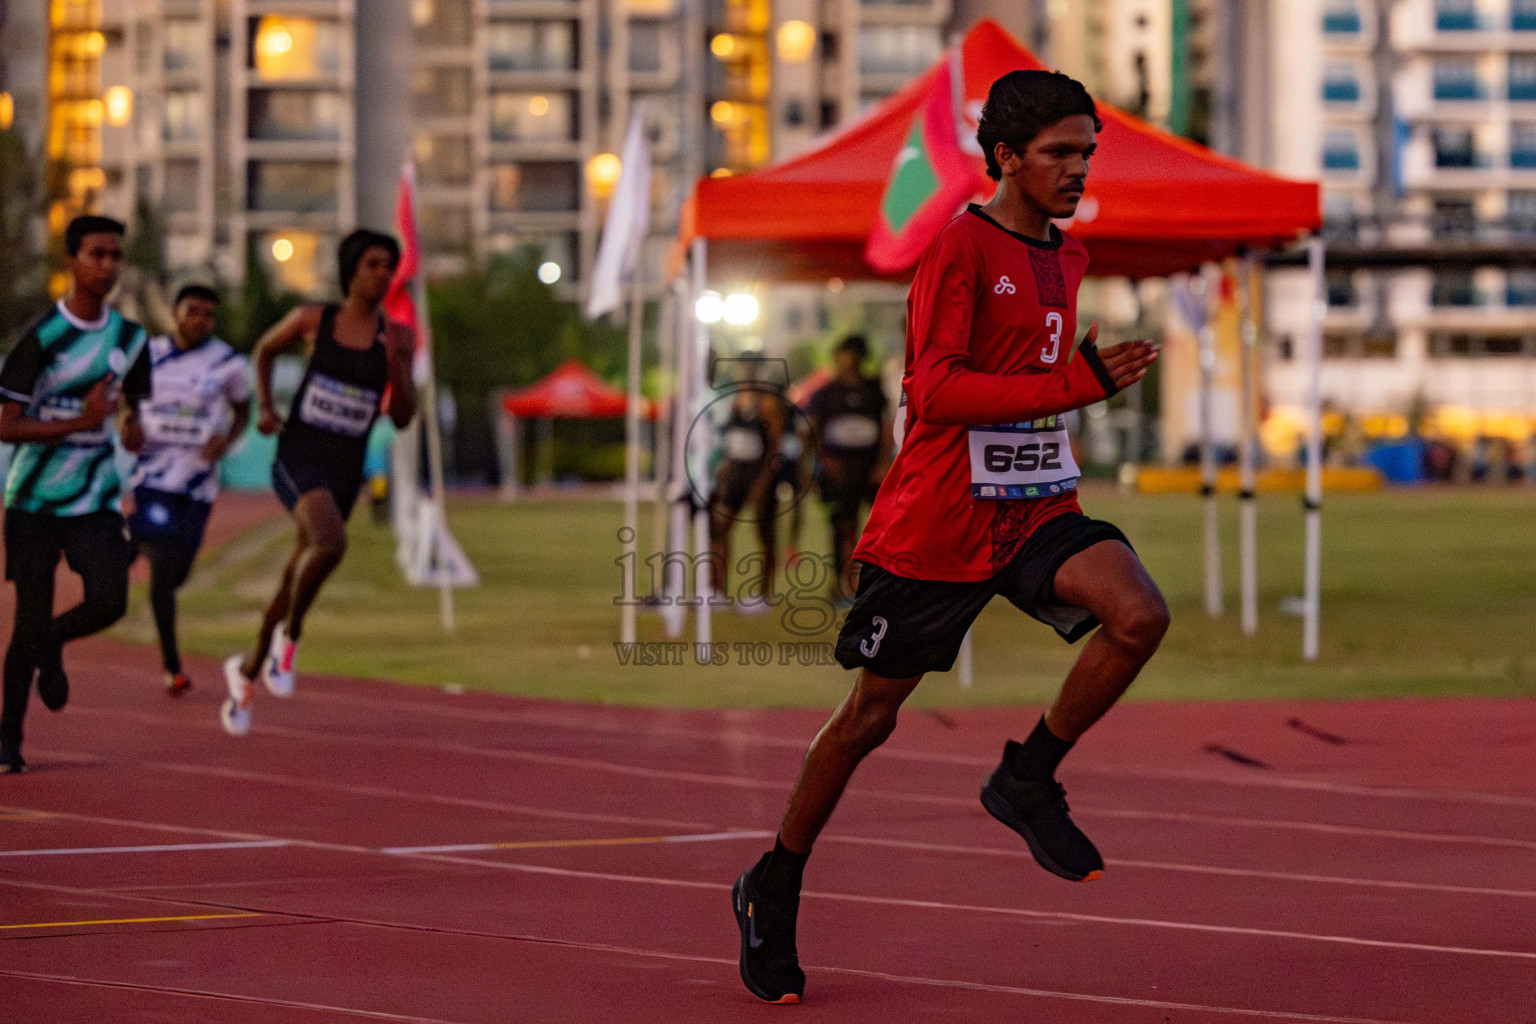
[273,457,363,520]
[834,512,1130,679]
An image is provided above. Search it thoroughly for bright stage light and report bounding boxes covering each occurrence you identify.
[694,291,725,324]
[723,293,759,325]
[272,237,295,262]
[537,261,562,284]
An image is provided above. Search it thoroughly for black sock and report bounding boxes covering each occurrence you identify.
[756,836,809,901]
[1004,715,1075,782]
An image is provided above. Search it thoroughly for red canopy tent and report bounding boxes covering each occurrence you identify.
[678,19,1319,281]
[502,360,657,420]
[497,360,658,496]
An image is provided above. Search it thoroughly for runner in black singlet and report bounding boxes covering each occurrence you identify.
[707,363,784,611]
[219,230,417,737]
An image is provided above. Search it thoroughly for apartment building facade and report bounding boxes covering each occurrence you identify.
[8,0,960,308]
[1254,0,1536,450]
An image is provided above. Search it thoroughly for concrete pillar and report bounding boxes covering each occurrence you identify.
[354,0,414,233]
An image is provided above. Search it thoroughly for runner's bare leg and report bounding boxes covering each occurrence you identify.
[777,669,923,852]
[241,535,304,678]
[283,489,348,642]
[1043,540,1168,740]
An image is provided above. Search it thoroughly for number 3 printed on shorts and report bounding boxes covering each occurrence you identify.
[1041,312,1063,365]
[860,616,888,658]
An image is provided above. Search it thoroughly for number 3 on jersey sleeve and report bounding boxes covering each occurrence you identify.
[1041,312,1062,365]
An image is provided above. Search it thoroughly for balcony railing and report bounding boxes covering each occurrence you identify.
[1323,80,1362,102]
[1433,79,1486,100]
[1323,12,1362,33]
[1435,5,1484,30]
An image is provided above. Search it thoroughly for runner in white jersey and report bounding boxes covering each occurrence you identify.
[123,285,252,696]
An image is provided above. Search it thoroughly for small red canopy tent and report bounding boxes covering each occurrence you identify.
[502,359,657,420]
[679,20,1319,281]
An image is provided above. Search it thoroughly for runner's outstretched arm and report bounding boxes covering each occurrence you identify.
[0,377,113,444]
[252,306,322,435]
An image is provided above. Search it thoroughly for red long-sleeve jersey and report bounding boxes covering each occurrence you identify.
[852,206,1117,582]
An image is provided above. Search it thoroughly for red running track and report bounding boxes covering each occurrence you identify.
[2,631,1535,1022]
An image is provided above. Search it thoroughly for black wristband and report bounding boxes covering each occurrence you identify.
[1079,341,1120,398]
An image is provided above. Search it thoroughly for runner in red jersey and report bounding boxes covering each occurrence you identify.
[732,70,1166,1004]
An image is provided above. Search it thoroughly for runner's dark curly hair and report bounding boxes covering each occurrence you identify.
[338,228,401,294]
[977,70,1101,181]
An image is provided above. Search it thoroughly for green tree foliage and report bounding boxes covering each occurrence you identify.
[426,248,632,481]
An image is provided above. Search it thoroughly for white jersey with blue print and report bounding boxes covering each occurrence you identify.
[130,336,252,504]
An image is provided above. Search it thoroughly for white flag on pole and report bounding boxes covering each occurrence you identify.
[586,114,652,319]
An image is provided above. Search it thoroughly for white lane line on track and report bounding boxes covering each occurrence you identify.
[39,727,1536,857]
[0,918,1418,1024]
[294,689,1536,811]
[0,841,290,858]
[382,830,771,855]
[0,970,469,1024]
[406,853,1536,962]
[0,804,1522,1017]
[822,834,1536,900]
[146,759,713,831]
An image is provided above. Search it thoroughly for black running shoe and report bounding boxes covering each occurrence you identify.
[37,652,68,713]
[731,853,805,1004]
[981,758,1104,882]
[0,744,27,774]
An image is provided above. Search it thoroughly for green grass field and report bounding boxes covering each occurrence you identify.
[110,486,1536,709]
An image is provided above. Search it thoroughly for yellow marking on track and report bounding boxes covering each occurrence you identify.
[0,912,262,932]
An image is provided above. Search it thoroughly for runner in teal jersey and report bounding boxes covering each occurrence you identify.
[0,216,151,774]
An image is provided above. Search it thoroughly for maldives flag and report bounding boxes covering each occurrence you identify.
[865,52,987,274]
[382,159,430,385]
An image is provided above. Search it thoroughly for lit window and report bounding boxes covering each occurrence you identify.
[252,17,341,80]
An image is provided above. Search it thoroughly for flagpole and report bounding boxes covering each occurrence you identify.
[621,268,644,644]
[404,160,457,634]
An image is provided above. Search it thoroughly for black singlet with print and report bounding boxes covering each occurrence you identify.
[277,305,389,484]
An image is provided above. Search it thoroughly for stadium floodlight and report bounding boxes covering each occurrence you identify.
[723,293,759,326]
[537,261,561,285]
[695,291,725,324]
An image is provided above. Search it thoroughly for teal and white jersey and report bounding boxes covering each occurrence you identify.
[0,300,151,516]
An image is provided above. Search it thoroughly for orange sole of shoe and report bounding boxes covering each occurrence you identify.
[1081,870,1103,882]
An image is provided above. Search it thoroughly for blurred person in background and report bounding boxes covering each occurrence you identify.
[0,216,151,774]
[123,284,252,697]
[804,335,890,603]
[707,357,786,611]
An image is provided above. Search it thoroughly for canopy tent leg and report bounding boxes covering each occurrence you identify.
[651,288,677,590]
[690,238,713,646]
[1238,256,1260,637]
[1303,239,1326,662]
[1196,266,1223,618]
[662,275,692,640]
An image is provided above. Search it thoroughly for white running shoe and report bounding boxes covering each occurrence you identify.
[262,624,296,698]
[221,656,253,737]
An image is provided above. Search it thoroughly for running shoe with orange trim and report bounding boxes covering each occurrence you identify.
[981,744,1103,882]
[165,672,192,697]
[732,853,805,1004]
